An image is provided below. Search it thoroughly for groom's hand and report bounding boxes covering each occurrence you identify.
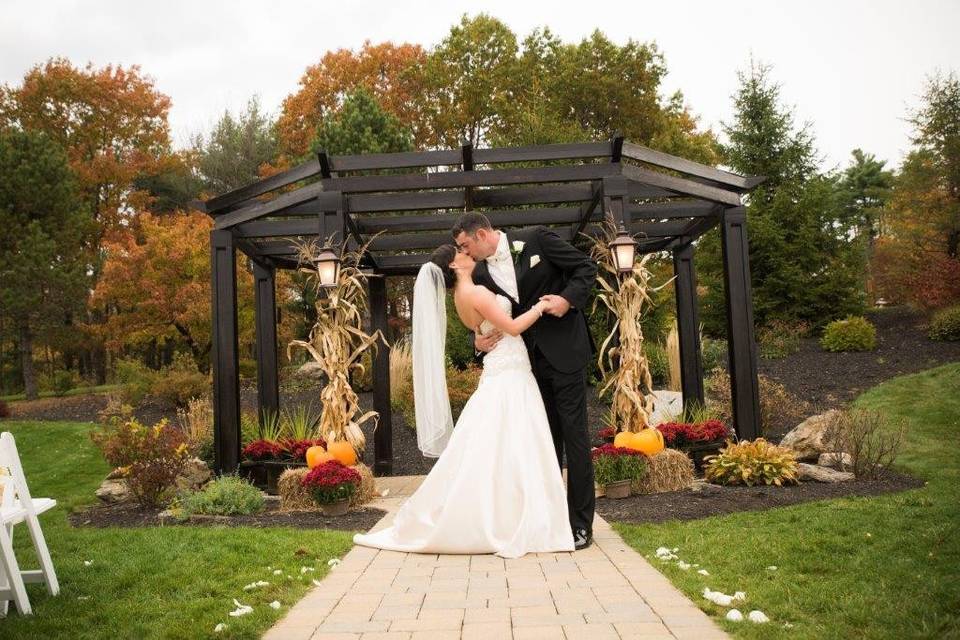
[539,294,571,317]
[475,328,502,353]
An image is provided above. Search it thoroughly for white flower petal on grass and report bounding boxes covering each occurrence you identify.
[214,623,227,633]
[83,560,93,567]
[702,588,733,607]
[300,566,315,574]
[273,569,283,575]
[766,565,778,571]
[312,579,323,587]
[327,558,341,567]
[748,610,770,623]
[733,591,746,601]
[655,547,678,561]
[77,596,90,601]
[677,561,691,570]
[726,609,744,622]
[783,622,795,628]
[269,600,281,610]
[697,569,710,576]
[243,580,270,591]
[229,599,253,617]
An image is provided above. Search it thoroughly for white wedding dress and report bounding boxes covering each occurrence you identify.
[353,294,575,558]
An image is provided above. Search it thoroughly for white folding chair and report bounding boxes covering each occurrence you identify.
[0,431,59,616]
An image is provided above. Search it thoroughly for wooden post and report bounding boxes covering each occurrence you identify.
[720,207,761,439]
[369,275,393,475]
[210,230,241,474]
[252,259,280,427]
[672,242,705,410]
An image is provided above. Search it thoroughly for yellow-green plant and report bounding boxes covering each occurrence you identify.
[588,214,671,433]
[287,235,384,453]
[703,438,799,487]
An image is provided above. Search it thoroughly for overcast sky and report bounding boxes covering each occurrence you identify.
[3,0,958,172]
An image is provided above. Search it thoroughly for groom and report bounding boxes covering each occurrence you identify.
[452,212,598,550]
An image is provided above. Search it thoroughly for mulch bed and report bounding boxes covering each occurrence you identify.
[596,469,926,525]
[759,306,960,418]
[68,497,387,532]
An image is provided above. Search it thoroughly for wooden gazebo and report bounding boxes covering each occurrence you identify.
[199,137,764,475]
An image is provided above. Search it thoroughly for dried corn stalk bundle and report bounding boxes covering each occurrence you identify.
[287,235,385,453]
[588,215,672,434]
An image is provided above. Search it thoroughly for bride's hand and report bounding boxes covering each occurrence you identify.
[475,328,502,353]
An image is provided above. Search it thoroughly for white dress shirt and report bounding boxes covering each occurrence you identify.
[486,230,520,303]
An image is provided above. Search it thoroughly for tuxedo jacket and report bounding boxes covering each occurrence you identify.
[471,226,598,374]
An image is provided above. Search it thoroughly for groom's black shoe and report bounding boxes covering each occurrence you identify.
[573,528,592,551]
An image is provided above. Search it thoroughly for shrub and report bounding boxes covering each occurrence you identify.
[656,419,730,448]
[447,364,481,421]
[700,337,727,373]
[176,396,214,465]
[115,357,155,405]
[176,475,264,517]
[445,295,476,370]
[89,417,191,508]
[644,343,669,387]
[706,369,810,437]
[591,444,648,485]
[823,408,904,479]
[301,460,361,504]
[928,305,960,341]
[0,399,9,419]
[49,369,75,396]
[757,319,809,359]
[703,438,799,487]
[280,404,319,441]
[98,393,134,425]
[820,316,877,352]
[151,353,209,407]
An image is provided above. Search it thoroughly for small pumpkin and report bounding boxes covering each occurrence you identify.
[306,445,332,469]
[327,440,358,466]
[626,428,664,456]
[613,431,633,449]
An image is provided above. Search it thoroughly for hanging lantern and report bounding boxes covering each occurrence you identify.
[313,244,340,287]
[609,224,637,274]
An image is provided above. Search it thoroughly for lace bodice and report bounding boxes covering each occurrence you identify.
[478,294,531,377]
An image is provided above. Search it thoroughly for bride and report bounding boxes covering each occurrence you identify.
[352,244,575,557]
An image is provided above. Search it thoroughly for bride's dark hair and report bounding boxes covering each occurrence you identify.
[429,244,457,288]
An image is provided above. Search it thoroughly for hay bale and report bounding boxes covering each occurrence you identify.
[632,448,694,494]
[278,462,377,512]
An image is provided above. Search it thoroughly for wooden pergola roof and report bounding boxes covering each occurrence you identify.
[198,136,762,274]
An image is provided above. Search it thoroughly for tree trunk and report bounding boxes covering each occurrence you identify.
[19,323,38,401]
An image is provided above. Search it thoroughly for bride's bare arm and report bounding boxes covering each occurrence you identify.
[471,288,547,337]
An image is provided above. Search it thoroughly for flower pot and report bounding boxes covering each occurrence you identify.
[263,460,308,495]
[320,497,350,516]
[681,440,726,471]
[238,460,267,489]
[603,479,632,499]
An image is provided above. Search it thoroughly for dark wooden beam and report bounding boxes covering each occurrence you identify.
[213,184,342,230]
[317,150,333,178]
[622,141,758,192]
[210,230,241,474]
[572,181,605,240]
[621,163,743,206]
[252,259,280,426]
[369,276,392,475]
[720,207,761,439]
[472,141,610,164]
[611,133,624,163]
[462,141,474,210]
[672,243,705,409]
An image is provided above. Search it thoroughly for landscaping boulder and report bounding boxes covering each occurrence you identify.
[818,452,853,469]
[175,457,212,492]
[95,478,131,503]
[780,410,841,461]
[296,362,326,382]
[798,462,854,483]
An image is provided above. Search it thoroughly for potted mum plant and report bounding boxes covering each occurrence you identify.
[592,444,647,499]
[301,460,361,516]
[657,419,731,470]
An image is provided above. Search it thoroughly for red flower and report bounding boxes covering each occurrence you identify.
[591,444,646,460]
[301,460,361,490]
[241,439,284,461]
[656,420,730,447]
[279,438,327,461]
[597,427,616,439]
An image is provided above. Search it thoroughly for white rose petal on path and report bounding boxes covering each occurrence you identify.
[328,558,341,567]
[726,609,744,622]
[312,579,323,587]
[380,488,390,497]
[748,610,770,623]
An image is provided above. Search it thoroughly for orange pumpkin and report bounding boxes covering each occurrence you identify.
[327,440,358,466]
[613,431,633,449]
[626,428,664,456]
[306,445,332,469]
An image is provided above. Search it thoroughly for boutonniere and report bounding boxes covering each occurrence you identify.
[510,240,525,264]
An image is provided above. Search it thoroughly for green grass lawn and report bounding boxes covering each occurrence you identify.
[0,420,355,639]
[1,383,123,403]
[615,362,960,639]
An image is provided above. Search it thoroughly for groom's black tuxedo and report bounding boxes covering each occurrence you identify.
[471,225,598,536]
[471,226,598,373]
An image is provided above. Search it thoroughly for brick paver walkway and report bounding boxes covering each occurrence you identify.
[264,475,728,640]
